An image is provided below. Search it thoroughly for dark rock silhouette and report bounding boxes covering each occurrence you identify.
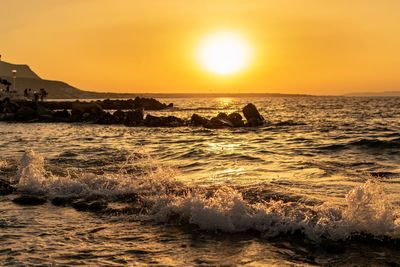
[71,199,107,212]
[0,179,15,195]
[242,103,265,126]
[133,97,170,110]
[144,115,185,127]
[113,110,126,124]
[12,195,47,206]
[13,97,171,111]
[53,110,71,121]
[205,113,234,128]
[190,114,209,126]
[16,106,38,121]
[0,98,19,113]
[0,98,267,129]
[228,112,245,127]
[97,112,117,125]
[71,102,103,122]
[51,196,79,206]
[124,109,144,126]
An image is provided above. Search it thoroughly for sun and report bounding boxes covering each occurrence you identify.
[197,31,252,76]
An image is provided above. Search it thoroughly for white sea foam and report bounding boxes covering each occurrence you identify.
[16,150,179,197]
[14,150,400,242]
[152,181,400,241]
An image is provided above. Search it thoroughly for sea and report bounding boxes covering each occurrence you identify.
[1,96,400,266]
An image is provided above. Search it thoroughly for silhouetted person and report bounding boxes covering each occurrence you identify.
[24,89,28,98]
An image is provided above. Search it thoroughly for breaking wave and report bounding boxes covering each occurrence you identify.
[12,150,400,242]
[319,137,400,151]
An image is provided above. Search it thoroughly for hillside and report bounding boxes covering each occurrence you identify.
[0,60,105,99]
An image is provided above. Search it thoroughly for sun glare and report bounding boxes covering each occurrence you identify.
[197,31,252,76]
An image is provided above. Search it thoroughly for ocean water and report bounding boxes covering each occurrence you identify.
[1,96,400,266]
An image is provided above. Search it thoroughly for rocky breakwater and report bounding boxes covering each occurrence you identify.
[0,97,172,123]
[0,97,266,128]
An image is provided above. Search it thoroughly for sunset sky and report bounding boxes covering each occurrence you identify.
[2,0,400,95]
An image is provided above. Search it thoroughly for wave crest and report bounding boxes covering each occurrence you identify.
[12,150,400,242]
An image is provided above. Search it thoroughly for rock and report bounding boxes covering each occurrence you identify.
[71,199,107,212]
[205,117,233,129]
[53,109,71,121]
[37,105,54,121]
[190,114,209,126]
[228,112,245,127]
[216,112,230,121]
[205,113,234,128]
[144,114,161,126]
[124,108,144,126]
[144,115,185,127]
[242,103,264,127]
[37,105,52,116]
[0,113,16,121]
[113,110,126,123]
[71,102,103,122]
[96,112,116,125]
[16,106,38,121]
[0,179,15,195]
[163,116,185,127]
[12,195,47,206]
[51,196,79,206]
[0,98,19,113]
[99,99,135,110]
[133,97,168,110]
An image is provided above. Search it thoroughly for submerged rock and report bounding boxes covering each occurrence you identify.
[228,112,245,127]
[0,179,15,195]
[133,97,169,110]
[96,112,117,125]
[71,199,107,212]
[242,103,264,127]
[0,99,19,113]
[71,102,103,122]
[53,109,71,121]
[51,196,79,206]
[16,106,38,121]
[12,195,47,206]
[113,110,126,124]
[205,113,234,128]
[124,108,144,126]
[190,114,209,126]
[144,114,185,127]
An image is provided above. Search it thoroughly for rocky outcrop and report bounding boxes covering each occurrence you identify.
[0,98,267,129]
[242,103,265,127]
[14,97,171,111]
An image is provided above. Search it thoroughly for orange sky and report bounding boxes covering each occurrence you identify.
[2,0,400,95]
